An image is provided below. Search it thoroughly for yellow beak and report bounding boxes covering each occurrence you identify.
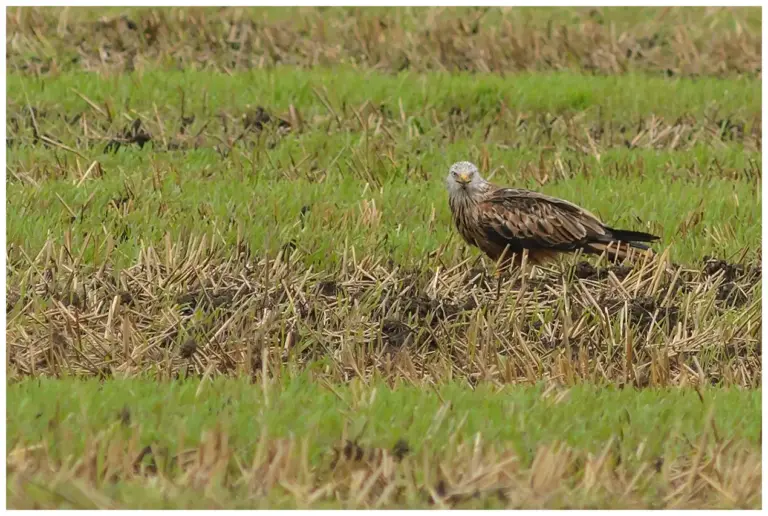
[457,173,470,183]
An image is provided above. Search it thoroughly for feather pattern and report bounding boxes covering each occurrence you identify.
[445,161,659,267]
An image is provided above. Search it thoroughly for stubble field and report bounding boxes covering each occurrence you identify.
[6,6,762,508]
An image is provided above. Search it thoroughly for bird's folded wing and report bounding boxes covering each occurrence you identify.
[477,189,607,249]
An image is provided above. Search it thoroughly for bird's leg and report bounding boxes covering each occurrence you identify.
[493,258,514,300]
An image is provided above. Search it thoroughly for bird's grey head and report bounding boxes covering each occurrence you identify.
[446,161,485,197]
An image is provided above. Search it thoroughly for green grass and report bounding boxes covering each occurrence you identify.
[7,146,761,270]
[8,68,761,119]
[9,376,761,460]
[7,69,761,270]
[7,377,761,508]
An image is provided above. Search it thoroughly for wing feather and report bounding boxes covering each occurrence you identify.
[476,188,608,250]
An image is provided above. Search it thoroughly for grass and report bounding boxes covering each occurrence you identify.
[8,6,763,31]
[7,377,762,509]
[7,7,761,77]
[6,145,762,268]
[7,69,762,267]
[6,6,762,510]
[9,68,761,116]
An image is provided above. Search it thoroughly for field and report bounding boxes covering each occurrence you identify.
[6,6,762,509]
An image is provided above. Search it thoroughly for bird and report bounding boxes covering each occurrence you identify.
[445,161,659,271]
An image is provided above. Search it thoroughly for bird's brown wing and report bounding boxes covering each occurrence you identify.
[476,188,609,252]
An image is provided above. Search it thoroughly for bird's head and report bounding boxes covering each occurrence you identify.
[446,161,485,197]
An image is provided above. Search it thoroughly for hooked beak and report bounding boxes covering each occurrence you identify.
[456,173,471,185]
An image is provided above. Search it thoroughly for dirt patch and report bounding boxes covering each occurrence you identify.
[703,256,761,283]
[598,295,681,331]
[179,338,198,359]
[381,319,413,349]
[573,261,634,281]
[104,118,152,153]
[716,282,750,308]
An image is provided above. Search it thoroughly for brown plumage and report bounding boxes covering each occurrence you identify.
[445,161,659,269]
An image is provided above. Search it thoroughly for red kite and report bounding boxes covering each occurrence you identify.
[446,161,659,269]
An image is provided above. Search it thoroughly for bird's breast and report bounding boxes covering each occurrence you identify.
[449,195,480,247]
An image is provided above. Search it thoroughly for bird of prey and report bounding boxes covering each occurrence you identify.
[445,161,659,269]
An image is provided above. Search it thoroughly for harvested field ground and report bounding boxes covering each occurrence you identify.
[5,6,762,509]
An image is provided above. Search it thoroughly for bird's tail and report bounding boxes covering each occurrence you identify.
[606,227,659,247]
[585,227,660,262]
